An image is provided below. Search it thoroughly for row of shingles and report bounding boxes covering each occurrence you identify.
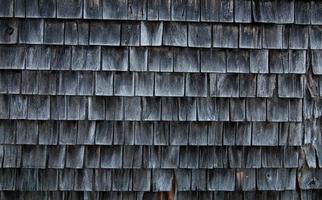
[1,18,322,49]
[0,191,146,200]
[1,0,321,25]
[0,45,311,74]
[0,120,305,146]
[0,95,304,122]
[0,70,306,98]
[0,191,317,200]
[0,168,299,192]
[0,145,302,169]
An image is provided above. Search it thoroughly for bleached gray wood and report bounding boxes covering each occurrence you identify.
[289,50,306,73]
[199,147,214,168]
[312,50,322,74]
[215,74,239,97]
[0,46,25,69]
[135,72,154,96]
[179,146,199,168]
[26,46,51,70]
[234,0,251,22]
[155,73,184,96]
[103,0,127,19]
[185,73,207,97]
[298,169,322,189]
[114,72,134,96]
[95,72,113,96]
[66,146,84,168]
[278,75,304,98]
[72,46,101,70]
[19,19,43,44]
[94,121,113,145]
[263,25,287,49]
[178,98,197,121]
[310,26,322,49]
[57,0,83,18]
[26,0,56,17]
[169,122,188,145]
[174,48,199,72]
[275,1,295,23]
[250,50,269,73]
[261,147,283,168]
[22,145,46,168]
[59,121,77,144]
[163,23,187,47]
[219,0,234,22]
[207,169,235,191]
[239,25,262,49]
[267,98,289,122]
[67,97,86,120]
[236,122,252,146]
[228,147,244,168]
[188,24,211,48]
[28,96,50,120]
[230,99,246,121]
[289,25,309,49]
[89,21,121,45]
[142,97,161,120]
[57,71,77,95]
[101,146,122,168]
[77,121,96,145]
[311,1,322,24]
[201,0,220,22]
[289,99,303,122]
[134,122,153,145]
[16,121,38,144]
[147,0,159,20]
[105,97,124,120]
[78,72,94,95]
[252,123,278,146]
[84,0,103,19]
[284,147,299,168]
[151,169,173,191]
[294,0,310,24]
[50,47,71,70]
[85,146,100,168]
[227,50,249,73]
[269,50,289,73]
[44,20,64,44]
[191,169,206,190]
[189,122,207,145]
[64,21,78,45]
[0,120,14,144]
[148,47,173,72]
[102,47,128,71]
[201,49,226,72]
[141,22,163,46]
[197,98,217,121]
[246,99,266,121]
[0,19,18,44]
[239,74,256,97]
[9,95,27,119]
[94,169,112,190]
[159,0,171,20]
[213,24,238,48]
[121,22,140,46]
[74,169,93,191]
[0,0,13,17]
[124,97,141,120]
[256,74,275,97]
[171,0,186,21]
[38,121,58,145]
[161,146,179,168]
[153,122,169,145]
[127,0,145,20]
[3,145,21,168]
[129,47,148,71]
[21,71,38,95]
[209,122,224,145]
[133,169,151,191]
[175,169,191,191]
[50,96,67,120]
[223,122,236,145]
[123,146,142,167]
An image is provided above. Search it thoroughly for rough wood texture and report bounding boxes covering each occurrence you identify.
[0,0,320,198]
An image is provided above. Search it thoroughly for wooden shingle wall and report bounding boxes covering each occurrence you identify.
[0,0,322,199]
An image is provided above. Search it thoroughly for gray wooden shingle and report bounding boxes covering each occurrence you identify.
[227,50,249,73]
[141,22,163,46]
[213,24,238,48]
[90,22,121,45]
[0,19,18,44]
[0,46,25,69]
[239,25,262,49]
[0,0,13,17]
[72,46,101,70]
[142,97,161,120]
[310,26,322,49]
[102,47,128,71]
[103,0,127,19]
[95,72,113,96]
[114,72,134,96]
[188,24,211,48]
[278,75,304,98]
[129,47,148,71]
[19,19,43,44]
[163,23,187,47]
[263,25,287,49]
[121,22,140,46]
[207,169,235,191]
[252,123,278,146]
[84,0,103,19]
[311,1,322,25]
[234,0,251,23]
[312,50,322,74]
[155,73,184,96]
[57,0,83,18]
[135,73,154,96]
[148,47,173,72]
[44,20,64,44]
[185,73,207,97]
[267,98,289,122]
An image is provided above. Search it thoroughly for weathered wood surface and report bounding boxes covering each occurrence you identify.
[0,0,321,199]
